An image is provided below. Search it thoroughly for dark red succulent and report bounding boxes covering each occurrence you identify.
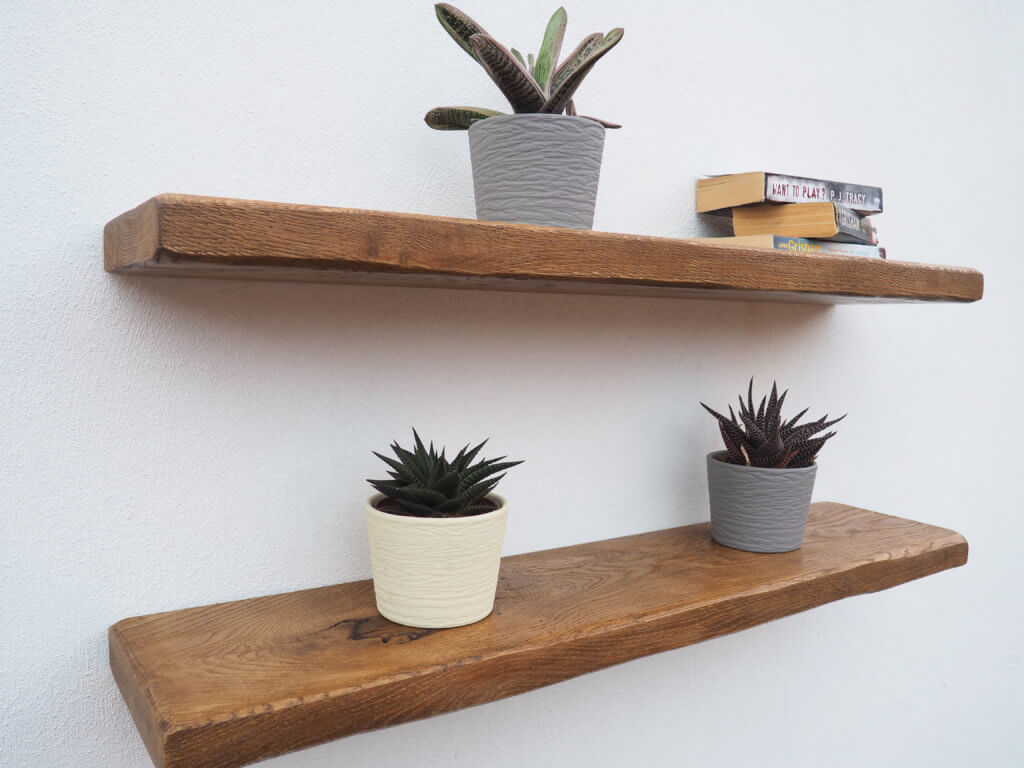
[702,379,844,469]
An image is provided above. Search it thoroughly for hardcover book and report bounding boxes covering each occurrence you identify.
[697,172,883,215]
[731,202,878,244]
[690,234,886,259]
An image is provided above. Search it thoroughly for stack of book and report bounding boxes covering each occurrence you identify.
[694,171,885,258]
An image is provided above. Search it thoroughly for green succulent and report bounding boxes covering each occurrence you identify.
[702,379,845,469]
[425,3,623,130]
[369,431,522,517]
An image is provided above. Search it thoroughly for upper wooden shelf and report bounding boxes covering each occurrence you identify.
[110,503,967,768]
[104,195,983,304]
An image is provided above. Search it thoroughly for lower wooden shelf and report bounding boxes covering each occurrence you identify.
[110,502,967,768]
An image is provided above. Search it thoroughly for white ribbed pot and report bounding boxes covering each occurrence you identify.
[706,451,817,553]
[467,113,605,229]
[365,494,508,629]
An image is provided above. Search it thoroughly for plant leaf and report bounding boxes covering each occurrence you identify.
[389,443,430,486]
[470,34,546,113]
[542,28,623,114]
[579,114,621,128]
[435,3,488,62]
[461,503,497,516]
[458,458,522,489]
[550,32,603,92]
[455,439,489,473]
[437,470,461,497]
[780,407,809,437]
[372,451,413,480]
[533,7,567,94]
[738,411,766,445]
[425,106,504,130]
[510,47,526,67]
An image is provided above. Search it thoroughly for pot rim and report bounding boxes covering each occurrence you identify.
[707,450,817,472]
[366,493,508,523]
[468,112,604,131]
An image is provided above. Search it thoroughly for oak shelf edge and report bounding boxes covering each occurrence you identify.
[103,195,984,305]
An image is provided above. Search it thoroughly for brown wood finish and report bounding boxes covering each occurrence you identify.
[109,503,967,768]
[103,195,983,304]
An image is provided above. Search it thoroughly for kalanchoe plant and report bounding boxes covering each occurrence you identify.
[369,431,522,517]
[702,379,845,469]
[425,3,624,130]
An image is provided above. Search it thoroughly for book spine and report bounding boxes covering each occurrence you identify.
[769,236,885,259]
[764,174,883,213]
[834,205,878,244]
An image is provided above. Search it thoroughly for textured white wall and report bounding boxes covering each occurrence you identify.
[2,1,1021,765]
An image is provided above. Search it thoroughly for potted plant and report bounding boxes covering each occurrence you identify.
[701,380,845,553]
[425,3,624,229]
[365,431,522,628]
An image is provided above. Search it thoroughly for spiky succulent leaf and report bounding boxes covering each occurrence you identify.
[551,32,603,92]
[369,432,522,517]
[764,384,786,432]
[781,407,809,436]
[470,33,546,113]
[453,439,487,472]
[387,443,429,486]
[542,28,623,114]
[510,47,526,67]
[457,458,522,490]
[738,410,766,445]
[527,52,535,75]
[435,3,488,62]
[461,503,497,516]
[788,434,836,469]
[533,7,567,94]
[703,380,844,468]
[424,106,504,130]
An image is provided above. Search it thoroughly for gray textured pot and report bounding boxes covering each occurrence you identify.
[706,451,817,553]
[467,113,605,229]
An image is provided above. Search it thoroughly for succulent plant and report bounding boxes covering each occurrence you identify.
[702,379,845,469]
[369,430,522,517]
[425,3,623,130]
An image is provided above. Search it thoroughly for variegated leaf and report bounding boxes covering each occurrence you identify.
[470,33,546,113]
[424,106,504,130]
[434,3,488,62]
[542,28,624,114]
[533,6,567,94]
[550,32,603,92]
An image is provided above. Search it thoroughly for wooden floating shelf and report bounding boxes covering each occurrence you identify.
[104,194,983,304]
[110,503,967,768]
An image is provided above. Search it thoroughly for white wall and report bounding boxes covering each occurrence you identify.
[2,1,1021,765]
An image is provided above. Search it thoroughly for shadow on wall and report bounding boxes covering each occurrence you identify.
[104,273,838,539]
[109,273,834,353]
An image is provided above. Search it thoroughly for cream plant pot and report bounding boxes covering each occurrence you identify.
[365,494,508,629]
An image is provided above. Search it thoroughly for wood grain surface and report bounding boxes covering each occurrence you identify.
[109,503,968,768]
[103,194,984,304]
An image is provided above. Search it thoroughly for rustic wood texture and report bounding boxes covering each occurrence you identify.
[103,194,984,304]
[109,503,967,768]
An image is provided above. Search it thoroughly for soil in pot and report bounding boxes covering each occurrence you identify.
[373,496,500,517]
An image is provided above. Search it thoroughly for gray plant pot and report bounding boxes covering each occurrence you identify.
[467,113,605,229]
[706,451,817,553]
